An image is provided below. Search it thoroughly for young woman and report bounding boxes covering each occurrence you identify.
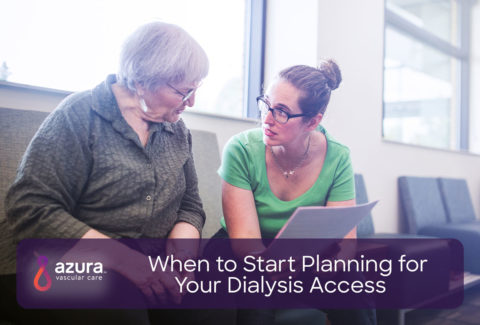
[216,61,376,325]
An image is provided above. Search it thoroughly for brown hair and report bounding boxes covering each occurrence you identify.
[278,59,342,118]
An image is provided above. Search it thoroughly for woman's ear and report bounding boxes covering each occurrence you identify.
[134,82,145,97]
[306,113,323,131]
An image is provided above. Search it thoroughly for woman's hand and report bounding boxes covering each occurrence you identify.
[114,246,182,305]
[167,221,200,284]
[76,229,183,305]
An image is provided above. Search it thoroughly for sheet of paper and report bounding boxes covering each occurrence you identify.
[275,201,378,239]
[262,201,378,258]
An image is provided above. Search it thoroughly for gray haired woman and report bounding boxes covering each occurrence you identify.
[5,22,227,324]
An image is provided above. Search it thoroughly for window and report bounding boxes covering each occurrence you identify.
[0,0,265,119]
[383,0,474,152]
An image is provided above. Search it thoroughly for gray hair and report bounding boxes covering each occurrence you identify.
[117,21,209,93]
[277,59,342,118]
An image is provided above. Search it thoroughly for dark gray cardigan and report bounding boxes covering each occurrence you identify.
[6,75,205,239]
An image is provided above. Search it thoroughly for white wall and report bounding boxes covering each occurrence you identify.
[182,112,257,149]
[1,0,479,233]
[269,0,480,232]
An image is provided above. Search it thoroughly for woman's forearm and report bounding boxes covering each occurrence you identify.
[81,228,110,239]
[168,221,200,239]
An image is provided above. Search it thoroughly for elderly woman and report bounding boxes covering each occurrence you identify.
[5,22,223,325]
[7,21,207,241]
[216,61,376,324]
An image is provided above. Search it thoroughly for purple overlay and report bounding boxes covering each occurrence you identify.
[17,238,463,309]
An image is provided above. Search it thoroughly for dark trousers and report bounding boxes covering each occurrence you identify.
[204,228,377,325]
[0,273,234,325]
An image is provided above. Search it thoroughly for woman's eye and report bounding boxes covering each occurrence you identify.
[276,109,288,117]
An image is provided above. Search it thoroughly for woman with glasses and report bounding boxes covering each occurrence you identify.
[214,61,376,324]
[5,22,229,324]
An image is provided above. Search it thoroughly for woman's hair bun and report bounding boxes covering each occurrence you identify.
[276,60,342,116]
[319,59,342,90]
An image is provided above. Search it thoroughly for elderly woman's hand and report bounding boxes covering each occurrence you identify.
[78,229,184,305]
[114,247,183,305]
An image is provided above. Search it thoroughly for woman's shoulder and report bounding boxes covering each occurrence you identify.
[318,125,350,156]
[224,128,264,155]
[39,90,94,134]
[52,90,92,114]
[229,128,264,147]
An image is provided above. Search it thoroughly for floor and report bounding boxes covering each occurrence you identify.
[376,285,480,325]
[405,286,480,325]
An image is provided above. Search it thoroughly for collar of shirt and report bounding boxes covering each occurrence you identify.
[91,74,175,135]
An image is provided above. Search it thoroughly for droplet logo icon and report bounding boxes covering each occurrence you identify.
[34,255,52,292]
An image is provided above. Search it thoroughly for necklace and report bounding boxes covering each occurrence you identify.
[270,135,311,178]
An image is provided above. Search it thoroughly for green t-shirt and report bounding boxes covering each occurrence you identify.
[218,126,355,237]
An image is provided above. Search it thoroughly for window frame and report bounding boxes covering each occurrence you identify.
[244,0,267,119]
[382,0,473,151]
[0,0,266,121]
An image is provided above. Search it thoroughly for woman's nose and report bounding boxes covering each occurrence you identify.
[185,93,195,107]
[263,109,275,125]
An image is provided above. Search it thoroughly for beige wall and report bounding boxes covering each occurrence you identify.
[1,0,479,234]
[0,82,257,150]
[0,83,68,112]
[312,0,480,232]
[192,0,480,233]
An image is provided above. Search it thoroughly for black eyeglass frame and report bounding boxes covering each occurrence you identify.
[167,83,197,103]
[256,96,306,124]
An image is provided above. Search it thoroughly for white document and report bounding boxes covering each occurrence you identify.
[275,201,378,239]
[262,201,378,258]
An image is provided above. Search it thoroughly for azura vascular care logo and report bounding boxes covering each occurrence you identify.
[33,254,105,292]
[33,255,52,292]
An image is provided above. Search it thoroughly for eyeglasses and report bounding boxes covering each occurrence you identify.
[167,83,197,103]
[256,96,306,124]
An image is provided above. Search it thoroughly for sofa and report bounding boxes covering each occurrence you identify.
[0,106,325,324]
[0,107,53,275]
[0,106,223,275]
[355,174,451,307]
[398,176,480,274]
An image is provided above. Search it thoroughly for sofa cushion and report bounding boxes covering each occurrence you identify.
[0,107,50,274]
[0,107,223,275]
[419,222,480,273]
[190,129,222,238]
[438,177,477,223]
[398,176,448,234]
